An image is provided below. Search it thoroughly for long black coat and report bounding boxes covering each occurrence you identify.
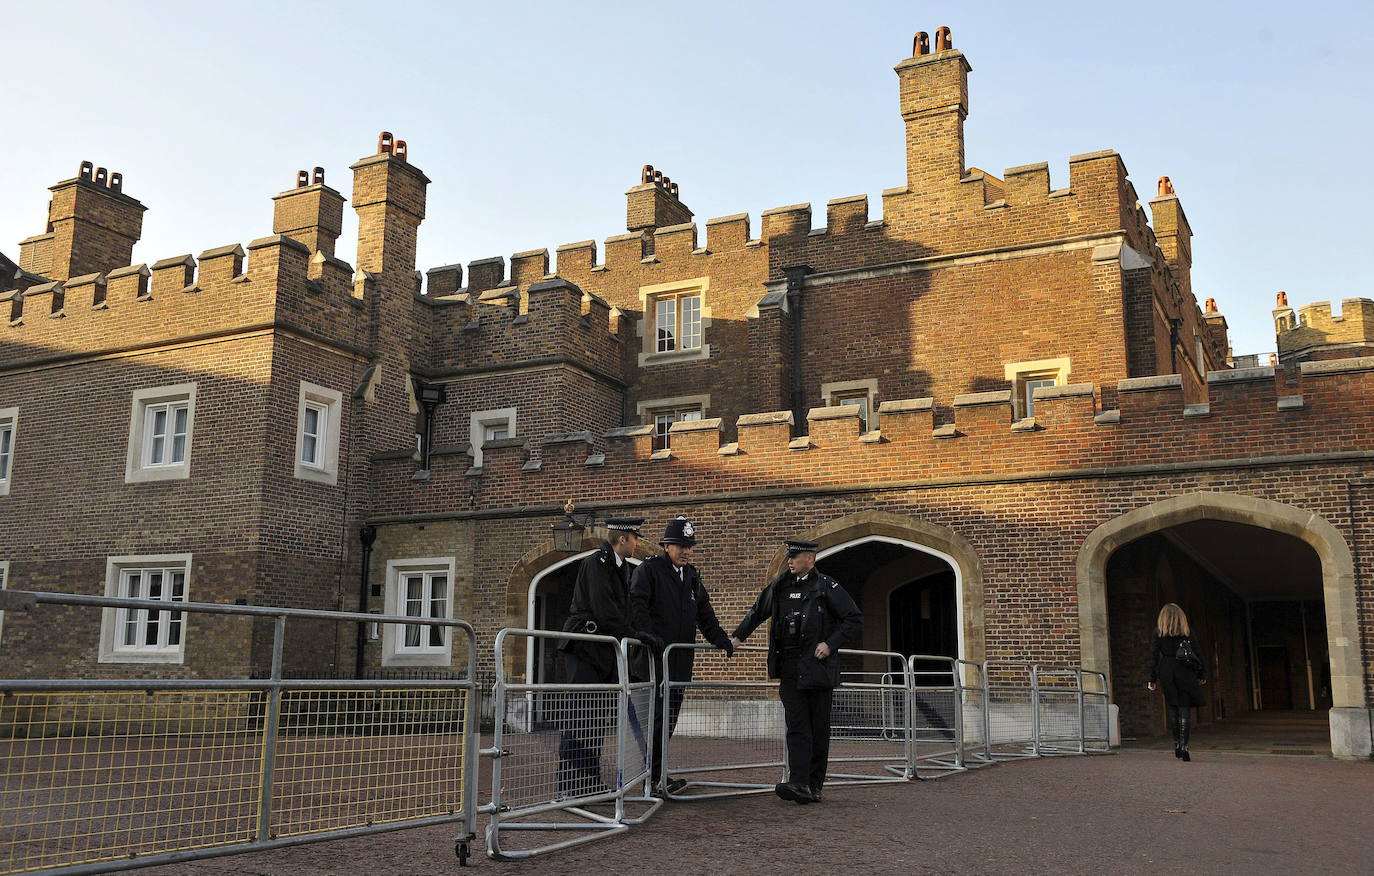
[558,542,634,678]
[732,570,863,689]
[1149,630,1207,708]
[628,553,732,682]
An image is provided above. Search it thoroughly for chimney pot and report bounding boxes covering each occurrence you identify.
[395,140,408,162]
[1158,176,1175,196]
[1276,290,1289,307]
[934,26,952,51]
[642,164,654,184]
[110,172,123,193]
[377,131,394,155]
[1204,297,1217,313]
[79,161,94,181]
[313,166,325,185]
[94,167,109,187]
[296,170,310,188]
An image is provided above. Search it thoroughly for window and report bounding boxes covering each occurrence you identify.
[820,380,879,433]
[833,390,871,433]
[1004,358,1072,420]
[383,557,457,667]
[1020,376,1057,418]
[0,408,15,496]
[125,385,196,483]
[651,406,702,451]
[638,278,711,365]
[99,554,192,664]
[655,292,702,353]
[470,407,517,467]
[295,382,343,485]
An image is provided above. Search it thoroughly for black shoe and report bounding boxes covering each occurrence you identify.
[1174,746,1183,759]
[810,786,823,803]
[1180,748,1191,762]
[665,777,688,793]
[774,782,812,804]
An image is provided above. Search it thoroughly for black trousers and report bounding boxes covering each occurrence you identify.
[557,651,613,792]
[778,658,833,791]
[649,685,685,782]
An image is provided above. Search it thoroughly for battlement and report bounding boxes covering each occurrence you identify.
[1275,295,1374,364]
[369,357,1374,517]
[424,275,623,378]
[0,234,364,369]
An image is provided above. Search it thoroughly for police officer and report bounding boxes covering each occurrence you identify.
[730,539,862,805]
[556,517,651,796]
[629,515,734,794]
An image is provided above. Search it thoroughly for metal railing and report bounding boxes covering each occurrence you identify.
[906,654,963,777]
[0,589,480,875]
[1080,669,1111,753]
[483,629,661,860]
[984,660,1039,759]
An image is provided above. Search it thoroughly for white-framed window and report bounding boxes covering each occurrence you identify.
[655,291,703,353]
[383,557,457,667]
[294,381,343,485]
[651,406,702,451]
[1004,357,1072,420]
[638,278,711,365]
[820,379,879,433]
[636,395,709,452]
[0,407,16,496]
[125,384,196,483]
[99,553,192,664]
[470,407,517,467]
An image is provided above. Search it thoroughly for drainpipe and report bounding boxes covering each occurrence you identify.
[783,265,813,434]
[354,524,377,679]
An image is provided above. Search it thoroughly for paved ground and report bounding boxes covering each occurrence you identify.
[142,745,1374,876]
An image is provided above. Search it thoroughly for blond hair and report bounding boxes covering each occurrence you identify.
[1156,603,1191,637]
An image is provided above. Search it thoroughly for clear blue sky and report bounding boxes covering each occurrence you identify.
[3,0,1371,357]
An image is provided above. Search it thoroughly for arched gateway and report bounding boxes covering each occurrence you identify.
[1076,491,1369,758]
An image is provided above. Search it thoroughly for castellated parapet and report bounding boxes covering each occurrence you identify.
[1275,296,1374,365]
[368,358,1374,518]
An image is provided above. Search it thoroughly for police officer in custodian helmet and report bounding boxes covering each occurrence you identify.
[730,539,862,804]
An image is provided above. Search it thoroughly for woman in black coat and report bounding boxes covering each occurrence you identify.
[1147,603,1207,761]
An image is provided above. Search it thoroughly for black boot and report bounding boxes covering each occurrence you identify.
[1167,707,1182,758]
[1177,710,1191,762]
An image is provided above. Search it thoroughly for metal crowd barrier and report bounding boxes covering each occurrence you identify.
[956,659,995,767]
[656,643,781,800]
[0,589,481,875]
[1032,665,1087,755]
[906,655,963,777]
[484,629,660,860]
[984,660,1039,759]
[1080,669,1111,753]
[660,644,913,799]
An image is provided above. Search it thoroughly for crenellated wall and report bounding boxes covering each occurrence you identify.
[0,234,367,370]
[368,360,1374,517]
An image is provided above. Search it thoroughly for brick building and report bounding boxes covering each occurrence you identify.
[2,29,1372,758]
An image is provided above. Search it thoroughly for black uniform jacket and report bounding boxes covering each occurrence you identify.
[629,553,732,681]
[1149,630,1207,708]
[558,542,634,677]
[732,570,863,689]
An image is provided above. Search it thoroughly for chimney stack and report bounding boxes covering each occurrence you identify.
[350,132,429,274]
[627,164,693,234]
[272,167,346,256]
[20,161,146,282]
[894,26,970,195]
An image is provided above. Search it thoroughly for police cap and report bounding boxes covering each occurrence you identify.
[604,517,645,537]
[784,539,820,558]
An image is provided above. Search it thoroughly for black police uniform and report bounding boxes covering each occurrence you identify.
[555,520,644,795]
[629,517,733,787]
[733,548,862,803]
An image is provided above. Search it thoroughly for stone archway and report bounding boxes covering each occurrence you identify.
[1076,491,1369,758]
[771,511,985,663]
